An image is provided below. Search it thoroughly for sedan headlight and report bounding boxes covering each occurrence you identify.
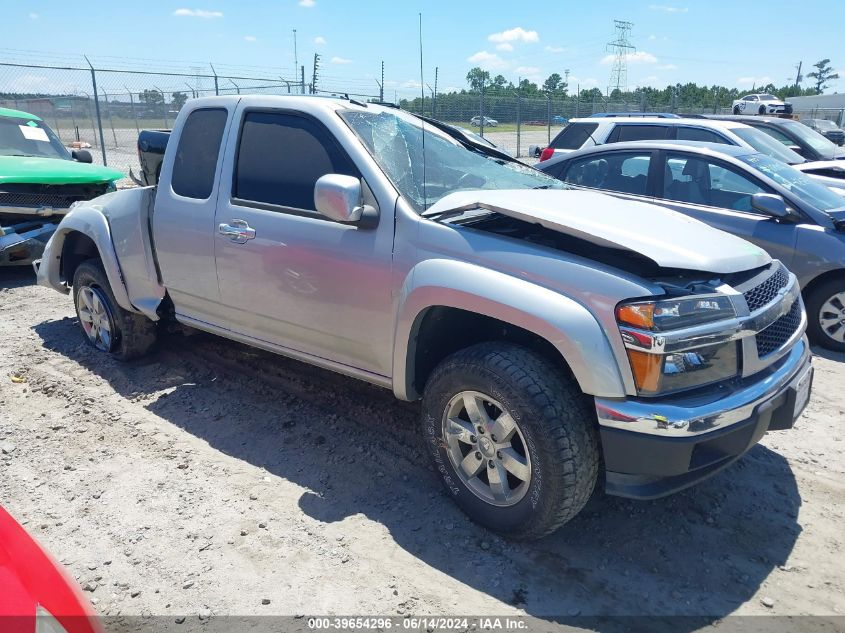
[616,295,740,396]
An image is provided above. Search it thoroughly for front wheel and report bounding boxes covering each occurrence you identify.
[73,260,158,360]
[733,105,741,114]
[758,105,767,115]
[806,279,845,352]
[420,343,599,540]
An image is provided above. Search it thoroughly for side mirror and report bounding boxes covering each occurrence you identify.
[72,149,93,164]
[314,174,365,223]
[751,193,792,219]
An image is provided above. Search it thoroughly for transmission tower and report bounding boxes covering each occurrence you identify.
[606,20,635,96]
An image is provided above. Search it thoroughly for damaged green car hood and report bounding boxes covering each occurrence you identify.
[0,156,123,185]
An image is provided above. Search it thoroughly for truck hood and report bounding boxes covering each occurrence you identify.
[0,156,123,185]
[424,189,771,274]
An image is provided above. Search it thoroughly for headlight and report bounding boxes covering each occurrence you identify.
[616,295,740,396]
[36,606,69,633]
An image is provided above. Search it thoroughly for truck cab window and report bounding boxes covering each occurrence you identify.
[171,108,228,199]
[234,111,356,211]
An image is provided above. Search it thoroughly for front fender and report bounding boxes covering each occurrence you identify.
[393,259,628,401]
[36,205,137,314]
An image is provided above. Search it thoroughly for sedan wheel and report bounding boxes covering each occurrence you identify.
[818,291,845,345]
[76,285,116,352]
[442,390,532,507]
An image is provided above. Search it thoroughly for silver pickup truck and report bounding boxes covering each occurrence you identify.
[35,96,813,540]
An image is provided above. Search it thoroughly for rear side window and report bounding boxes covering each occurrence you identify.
[549,123,599,150]
[171,108,228,199]
[234,111,357,210]
[608,124,669,142]
[563,152,651,196]
[676,127,730,144]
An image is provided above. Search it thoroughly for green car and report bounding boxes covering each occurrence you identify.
[1,107,123,265]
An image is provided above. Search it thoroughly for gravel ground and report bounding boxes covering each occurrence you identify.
[1,266,844,628]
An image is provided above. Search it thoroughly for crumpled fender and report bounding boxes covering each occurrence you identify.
[36,204,137,314]
[392,258,628,401]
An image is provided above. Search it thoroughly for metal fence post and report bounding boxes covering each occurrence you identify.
[516,91,521,158]
[85,57,108,166]
[126,87,139,135]
[210,64,219,96]
[156,85,169,128]
[103,91,118,147]
[547,95,551,145]
[479,82,485,137]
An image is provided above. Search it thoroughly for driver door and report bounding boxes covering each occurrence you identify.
[212,107,395,376]
[655,152,799,268]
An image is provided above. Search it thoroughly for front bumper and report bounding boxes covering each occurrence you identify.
[594,338,812,499]
[0,220,58,266]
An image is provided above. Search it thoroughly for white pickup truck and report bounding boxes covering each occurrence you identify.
[35,96,813,540]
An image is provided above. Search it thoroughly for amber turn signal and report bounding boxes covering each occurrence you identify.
[616,303,655,330]
[625,349,663,394]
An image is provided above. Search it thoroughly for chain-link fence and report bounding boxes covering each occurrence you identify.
[400,89,739,160]
[4,59,844,181]
[0,60,366,184]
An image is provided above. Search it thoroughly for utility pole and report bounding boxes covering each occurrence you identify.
[433,66,438,113]
[379,60,385,102]
[293,29,298,82]
[606,20,635,96]
[794,61,803,92]
[564,68,570,92]
[301,65,305,95]
[312,53,321,94]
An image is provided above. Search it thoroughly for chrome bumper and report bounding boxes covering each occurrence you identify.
[595,337,812,438]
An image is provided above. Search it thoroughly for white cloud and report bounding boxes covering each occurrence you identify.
[330,56,352,64]
[314,36,326,45]
[244,35,257,42]
[658,64,677,70]
[648,34,657,40]
[467,50,509,70]
[601,51,657,65]
[649,4,688,12]
[488,27,539,44]
[173,8,223,18]
[544,45,566,53]
[28,12,39,19]
[299,0,316,6]
[495,43,514,52]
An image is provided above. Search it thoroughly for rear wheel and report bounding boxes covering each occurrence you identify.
[733,105,741,114]
[805,279,845,352]
[72,260,158,360]
[420,343,599,540]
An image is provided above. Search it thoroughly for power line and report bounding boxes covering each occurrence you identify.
[606,19,635,95]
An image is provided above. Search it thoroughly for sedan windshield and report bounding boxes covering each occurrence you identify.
[339,109,562,212]
[0,116,71,160]
[741,154,845,212]
[732,126,804,164]
[779,119,838,155]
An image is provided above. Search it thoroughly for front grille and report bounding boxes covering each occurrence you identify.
[0,183,110,210]
[756,299,802,358]
[743,263,789,312]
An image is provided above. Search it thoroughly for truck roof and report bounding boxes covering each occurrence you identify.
[0,107,42,121]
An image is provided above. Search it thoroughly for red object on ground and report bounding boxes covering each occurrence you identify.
[0,506,102,633]
[539,147,555,162]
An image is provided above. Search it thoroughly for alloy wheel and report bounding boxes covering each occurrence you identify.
[819,291,845,344]
[441,390,532,507]
[76,285,116,352]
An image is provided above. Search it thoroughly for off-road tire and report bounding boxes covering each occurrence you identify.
[72,259,158,360]
[805,278,845,352]
[420,343,600,540]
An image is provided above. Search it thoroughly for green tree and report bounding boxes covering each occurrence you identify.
[542,73,566,95]
[808,59,840,94]
[466,67,491,92]
[491,74,508,90]
[171,91,188,110]
[139,89,164,106]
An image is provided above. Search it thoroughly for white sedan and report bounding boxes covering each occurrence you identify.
[732,93,793,115]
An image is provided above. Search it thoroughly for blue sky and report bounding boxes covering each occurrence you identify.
[4,0,845,99]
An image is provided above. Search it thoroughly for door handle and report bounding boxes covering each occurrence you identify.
[218,219,256,244]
